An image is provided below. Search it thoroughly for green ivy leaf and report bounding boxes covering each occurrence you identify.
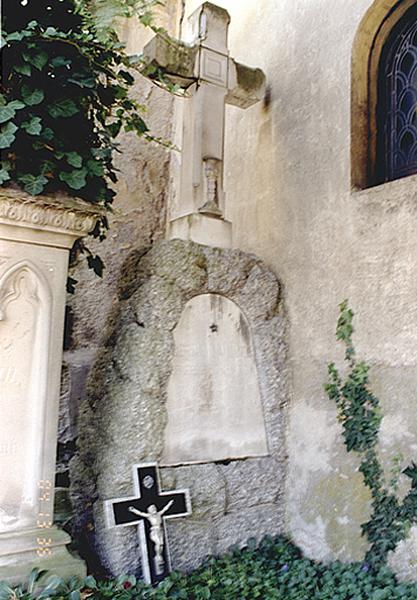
[59,167,87,190]
[87,159,105,177]
[42,127,54,141]
[87,254,104,277]
[21,85,45,106]
[0,100,25,123]
[6,31,25,42]
[66,152,82,168]
[0,122,18,148]
[67,277,78,294]
[9,100,25,110]
[0,106,16,124]
[0,166,11,184]
[14,63,32,76]
[40,160,55,176]
[23,50,48,71]
[119,70,134,85]
[48,99,79,118]
[51,56,71,68]
[18,174,48,195]
[68,75,95,88]
[92,147,112,160]
[140,12,154,27]
[21,116,42,135]
[125,114,149,135]
[107,121,122,137]
[83,575,97,590]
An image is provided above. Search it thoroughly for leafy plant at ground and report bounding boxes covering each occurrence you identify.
[325,300,417,566]
[3,537,417,599]
[0,0,162,278]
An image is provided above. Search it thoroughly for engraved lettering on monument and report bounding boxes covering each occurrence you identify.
[0,265,48,531]
[162,294,268,464]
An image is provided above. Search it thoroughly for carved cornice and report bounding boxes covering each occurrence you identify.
[0,188,104,237]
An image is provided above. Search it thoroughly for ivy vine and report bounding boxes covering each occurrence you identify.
[325,300,417,567]
[0,0,162,281]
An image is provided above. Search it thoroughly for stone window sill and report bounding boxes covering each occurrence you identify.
[352,173,417,205]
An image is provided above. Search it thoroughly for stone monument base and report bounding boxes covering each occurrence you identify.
[0,527,86,585]
[168,213,232,248]
[73,239,289,577]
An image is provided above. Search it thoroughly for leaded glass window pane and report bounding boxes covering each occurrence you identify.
[378,6,417,182]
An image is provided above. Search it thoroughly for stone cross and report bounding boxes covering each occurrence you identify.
[143,2,266,248]
[105,463,191,584]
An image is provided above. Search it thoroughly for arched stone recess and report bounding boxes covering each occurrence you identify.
[73,240,289,578]
[352,0,416,188]
[162,293,268,465]
[0,260,52,531]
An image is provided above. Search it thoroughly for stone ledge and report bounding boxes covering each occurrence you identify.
[168,213,232,248]
[0,188,104,243]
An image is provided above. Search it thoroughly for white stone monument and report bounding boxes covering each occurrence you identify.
[143,2,266,248]
[0,189,101,583]
[162,293,268,465]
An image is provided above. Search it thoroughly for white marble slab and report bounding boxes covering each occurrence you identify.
[162,293,268,464]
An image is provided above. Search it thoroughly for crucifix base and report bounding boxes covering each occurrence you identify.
[168,214,232,249]
[0,527,86,585]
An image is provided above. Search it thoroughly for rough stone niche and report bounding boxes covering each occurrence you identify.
[72,239,289,577]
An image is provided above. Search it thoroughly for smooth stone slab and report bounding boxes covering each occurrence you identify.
[0,265,48,531]
[162,293,268,464]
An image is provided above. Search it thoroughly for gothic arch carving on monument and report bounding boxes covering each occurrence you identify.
[351,0,417,188]
[0,260,52,531]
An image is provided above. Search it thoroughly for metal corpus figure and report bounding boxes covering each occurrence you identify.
[105,463,191,584]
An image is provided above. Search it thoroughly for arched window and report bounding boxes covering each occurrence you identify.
[377,4,417,183]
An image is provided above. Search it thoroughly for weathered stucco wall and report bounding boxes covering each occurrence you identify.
[178,0,417,571]
[59,0,417,577]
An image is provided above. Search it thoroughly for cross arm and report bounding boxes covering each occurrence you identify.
[226,61,266,109]
[142,33,266,107]
[142,33,198,89]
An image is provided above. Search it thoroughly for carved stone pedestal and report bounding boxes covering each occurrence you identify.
[0,189,101,583]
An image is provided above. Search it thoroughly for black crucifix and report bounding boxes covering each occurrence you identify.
[104,463,192,584]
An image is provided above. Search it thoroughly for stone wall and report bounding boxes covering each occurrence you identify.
[71,240,289,576]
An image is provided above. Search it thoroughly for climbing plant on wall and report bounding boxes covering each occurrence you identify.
[0,0,162,278]
[325,300,417,566]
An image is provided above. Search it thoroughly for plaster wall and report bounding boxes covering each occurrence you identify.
[180,0,417,566]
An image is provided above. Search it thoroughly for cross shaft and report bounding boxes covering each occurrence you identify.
[143,2,266,248]
[105,464,191,584]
